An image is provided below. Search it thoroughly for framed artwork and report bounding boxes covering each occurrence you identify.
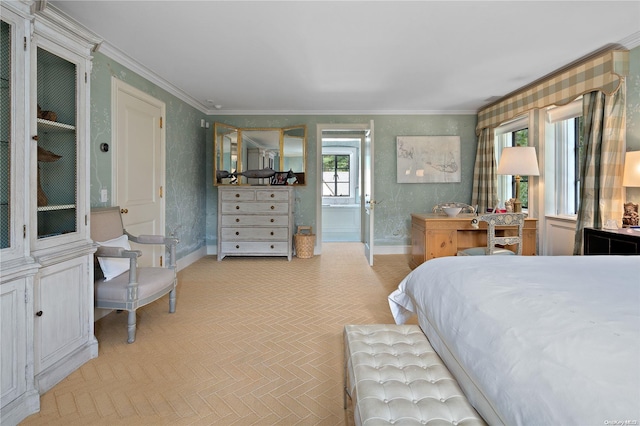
[396,136,461,183]
[270,172,289,185]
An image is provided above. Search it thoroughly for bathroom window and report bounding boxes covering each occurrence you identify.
[322,154,350,197]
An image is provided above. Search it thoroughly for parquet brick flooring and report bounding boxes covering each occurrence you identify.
[20,243,415,425]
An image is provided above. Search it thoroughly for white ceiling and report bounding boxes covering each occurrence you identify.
[49,1,640,115]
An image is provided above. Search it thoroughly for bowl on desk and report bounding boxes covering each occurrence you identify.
[443,207,462,217]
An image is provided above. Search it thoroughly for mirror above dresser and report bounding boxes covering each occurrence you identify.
[213,123,306,186]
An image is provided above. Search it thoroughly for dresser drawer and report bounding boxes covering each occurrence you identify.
[221,202,289,214]
[221,215,290,227]
[221,227,289,241]
[220,190,256,201]
[256,190,290,201]
[221,241,289,255]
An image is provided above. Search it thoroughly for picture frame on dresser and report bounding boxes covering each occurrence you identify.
[270,172,289,185]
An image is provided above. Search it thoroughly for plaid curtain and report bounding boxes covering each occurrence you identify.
[573,81,626,254]
[471,128,497,213]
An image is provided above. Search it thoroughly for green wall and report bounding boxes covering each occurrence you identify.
[89,52,208,259]
[89,45,640,261]
[206,115,478,248]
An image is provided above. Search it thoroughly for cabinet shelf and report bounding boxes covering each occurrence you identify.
[37,118,75,132]
[37,204,75,212]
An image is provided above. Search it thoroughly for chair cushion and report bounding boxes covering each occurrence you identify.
[96,235,131,280]
[95,267,175,303]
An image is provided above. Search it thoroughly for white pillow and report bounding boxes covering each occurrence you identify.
[97,235,131,281]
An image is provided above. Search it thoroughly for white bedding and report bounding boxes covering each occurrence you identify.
[388,255,640,426]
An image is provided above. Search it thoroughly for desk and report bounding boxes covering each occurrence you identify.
[409,213,538,269]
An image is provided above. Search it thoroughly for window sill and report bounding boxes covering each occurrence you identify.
[545,214,577,223]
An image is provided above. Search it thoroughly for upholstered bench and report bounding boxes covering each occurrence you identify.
[343,324,486,426]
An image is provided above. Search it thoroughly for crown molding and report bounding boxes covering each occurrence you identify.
[618,31,640,50]
[207,109,478,116]
[98,42,208,113]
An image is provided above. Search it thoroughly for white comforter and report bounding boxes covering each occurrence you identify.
[388,255,640,426]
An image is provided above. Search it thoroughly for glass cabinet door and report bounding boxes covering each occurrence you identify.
[1,19,10,249]
[35,47,78,240]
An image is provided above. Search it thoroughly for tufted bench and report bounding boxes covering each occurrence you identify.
[343,324,486,426]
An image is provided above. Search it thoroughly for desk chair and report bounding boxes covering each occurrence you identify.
[457,213,525,256]
[432,202,476,214]
[91,206,178,343]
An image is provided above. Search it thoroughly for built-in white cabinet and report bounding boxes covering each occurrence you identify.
[30,5,98,395]
[1,3,99,424]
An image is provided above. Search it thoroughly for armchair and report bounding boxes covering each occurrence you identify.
[457,213,525,256]
[90,206,178,343]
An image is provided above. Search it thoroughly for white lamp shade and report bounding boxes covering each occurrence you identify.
[622,151,640,187]
[497,146,540,176]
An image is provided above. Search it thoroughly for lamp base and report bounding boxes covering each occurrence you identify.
[513,175,522,213]
[513,199,522,213]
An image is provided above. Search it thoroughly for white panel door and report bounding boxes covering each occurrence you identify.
[113,79,165,267]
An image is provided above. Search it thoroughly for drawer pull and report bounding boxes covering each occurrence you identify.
[236,231,240,235]
[236,245,240,249]
[270,218,275,223]
[270,232,274,236]
[270,193,275,198]
[235,193,240,197]
[270,205,275,210]
[36,310,43,317]
[236,205,240,210]
[270,245,274,249]
[236,218,240,223]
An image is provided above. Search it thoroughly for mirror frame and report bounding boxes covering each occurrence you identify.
[213,122,306,186]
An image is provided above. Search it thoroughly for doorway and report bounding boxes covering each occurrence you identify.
[321,139,361,242]
[316,123,374,261]
[112,78,165,268]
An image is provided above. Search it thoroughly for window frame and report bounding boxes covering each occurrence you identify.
[545,98,583,217]
[322,153,351,197]
[495,115,529,210]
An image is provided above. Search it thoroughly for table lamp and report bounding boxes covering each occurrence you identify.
[622,151,640,227]
[497,146,540,213]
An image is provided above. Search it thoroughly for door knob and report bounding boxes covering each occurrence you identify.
[120,208,128,214]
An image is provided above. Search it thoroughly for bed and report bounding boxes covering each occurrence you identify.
[388,255,640,425]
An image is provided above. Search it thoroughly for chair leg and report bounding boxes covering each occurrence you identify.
[127,310,136,343]
[169,288,176,313]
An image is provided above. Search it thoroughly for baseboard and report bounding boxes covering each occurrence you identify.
[374,245,411,255]
[206,244,410,256]
[176,246,208,271]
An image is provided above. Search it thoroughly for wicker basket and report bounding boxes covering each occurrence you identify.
[294,226,315,259]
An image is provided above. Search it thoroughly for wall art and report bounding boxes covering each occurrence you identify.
[396,136,461,183]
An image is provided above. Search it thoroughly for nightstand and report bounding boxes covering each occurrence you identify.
[583,227,640,255]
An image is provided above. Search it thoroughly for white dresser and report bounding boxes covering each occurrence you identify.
[217,187,294,261]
